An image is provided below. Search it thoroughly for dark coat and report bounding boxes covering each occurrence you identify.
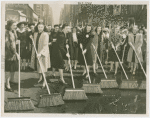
[16,29,28,59]
[5,30,18,72]
[78,31,94,66]
[26,31,34,59]
[66,32,74,60]
[49,31,66,69]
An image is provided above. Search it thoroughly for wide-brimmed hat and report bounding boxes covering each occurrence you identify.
[17,21,27,27]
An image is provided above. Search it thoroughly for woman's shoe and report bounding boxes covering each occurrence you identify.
[41,86,46,89]
[5,86,13,92]
[59,79,68,85]
[93,72,98,77]
[132,71,136,75]
[114,71,117,76]
[10,81,18,85]
[130,69,133,73]
[82,72,86,77]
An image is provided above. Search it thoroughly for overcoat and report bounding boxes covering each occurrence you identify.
[16,29,28,59]
[30,32,50,73]
[49,31,66,69]
[78,31,94,66]
[5,30,18,72]
[67,32,74,60]
[127,33,143,63]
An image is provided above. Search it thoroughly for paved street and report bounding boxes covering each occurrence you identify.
[4,66,146,114]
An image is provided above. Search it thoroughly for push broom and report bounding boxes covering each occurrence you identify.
[80,44,103,93]
[92,43,107,79]
[30,36,64,107]
[5,40,35,111]
[63,44,88,100]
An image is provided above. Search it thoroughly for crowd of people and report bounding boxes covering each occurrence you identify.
[5,19,147,92]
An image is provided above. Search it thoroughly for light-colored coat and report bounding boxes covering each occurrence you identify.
[30,32,50,73]
[127,33,143,63]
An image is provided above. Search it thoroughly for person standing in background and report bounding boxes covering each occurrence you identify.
[26,23,35,71]
[16,21,28,71]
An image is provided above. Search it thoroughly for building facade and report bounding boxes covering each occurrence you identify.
[5,4,38,23]
[59,3,147,27]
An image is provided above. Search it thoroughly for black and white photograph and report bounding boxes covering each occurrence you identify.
[1,1,149,116]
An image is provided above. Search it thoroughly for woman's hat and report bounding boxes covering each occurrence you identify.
[17,21,27,27]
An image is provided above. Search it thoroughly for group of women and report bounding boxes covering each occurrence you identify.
[5,19,147,91]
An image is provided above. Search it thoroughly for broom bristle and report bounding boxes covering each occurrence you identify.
[5,97,34,111]
[38,93,64,107]
[63,88,88,100]
[83,84,103,93]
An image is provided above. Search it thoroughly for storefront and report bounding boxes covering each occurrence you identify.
[6,9,27,23]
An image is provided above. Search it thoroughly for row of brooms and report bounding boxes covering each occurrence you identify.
[4,39,103,112]
[5,35,147,111]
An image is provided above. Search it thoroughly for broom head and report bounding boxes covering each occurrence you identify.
[83,84,103,93]
[5,97,35,111]
[63,88,88,100]
[38,93,64,107]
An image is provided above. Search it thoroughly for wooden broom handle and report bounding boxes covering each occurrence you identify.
[80,44,91,83]
[122,45,126,62]
[31,37,51,94]
[66,45,75,89]
[111,42,129,80]
[92,43,107,79]
[18,40,20,97]
[131,44,147,78]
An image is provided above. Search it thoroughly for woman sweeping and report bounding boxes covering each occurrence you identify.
[5,20,19,92]
[109,27,122,75]
[127,26,143,75]
[49,24,69,84]
[30,22,50,88]
[78,25,94,78]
